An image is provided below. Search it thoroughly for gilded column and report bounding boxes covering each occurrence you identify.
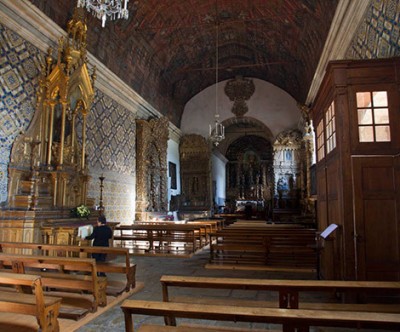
[81,111,87,170]
[58,100,68,167]
[46,101,56,166]
[71,112,77,164]
[60,173,68,207]
[51,173,58,207]
[41,102,49,164]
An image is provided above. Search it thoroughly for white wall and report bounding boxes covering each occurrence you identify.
[167,139,181,210]
[181,78,300,139]
[211,151,227,208]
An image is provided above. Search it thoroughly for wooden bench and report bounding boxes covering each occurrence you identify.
[214,213,244,225]
[135,325,271,332]
[114,224,207,254]
[160,275,400,323]
[0,271,61,332]
[0,253,106,314]
[0,242,136,293]
[134,221,211,247]
[186,219,224,232]
[209,228,317,268]
[120,299,400,332]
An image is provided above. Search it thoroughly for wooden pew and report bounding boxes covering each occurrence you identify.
[0,242,136,293]
[160,275,400,324]
[120,299,400,332]
[0,253,105,314]
[214,213,244,225]
[186,219,224,232]
[183,221,213,243]
[134,221,210,247]
[0,272,61,332]
[114,224,207,254]
[209,228,317,268]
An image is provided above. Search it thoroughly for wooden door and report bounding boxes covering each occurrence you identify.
[352,156,400,281]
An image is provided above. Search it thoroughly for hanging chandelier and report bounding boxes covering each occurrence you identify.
[77,0,129,28]
[209,3,225,147]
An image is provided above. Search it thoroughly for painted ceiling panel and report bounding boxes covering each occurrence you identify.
[29,0,339,126]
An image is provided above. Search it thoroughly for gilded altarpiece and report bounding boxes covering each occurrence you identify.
[273,130,303,211]
[1,10,96,243]
[135,117,169,220]
[226,136,273,202]
[179,135,212,212]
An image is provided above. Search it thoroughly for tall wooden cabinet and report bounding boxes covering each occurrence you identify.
[311,58,400,281]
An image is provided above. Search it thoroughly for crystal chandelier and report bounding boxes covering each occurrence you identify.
[77,0,129,28]
[209,7,225,147]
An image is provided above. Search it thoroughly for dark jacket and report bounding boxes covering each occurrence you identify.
[86,225,113,247]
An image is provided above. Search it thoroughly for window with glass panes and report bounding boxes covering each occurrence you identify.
[356,91,391,142]
[325,101,336,153]
[316,120,325,161]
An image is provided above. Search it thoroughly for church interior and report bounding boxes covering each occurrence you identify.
[0,0,400,331]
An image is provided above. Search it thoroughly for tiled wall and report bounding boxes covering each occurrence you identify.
[0,24,136,223]
[346,0,400,58]
[86,90,137,223]
[0,24,40,203]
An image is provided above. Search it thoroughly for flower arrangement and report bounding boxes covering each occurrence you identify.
[71,204,91,219]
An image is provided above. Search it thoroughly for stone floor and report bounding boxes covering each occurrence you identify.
[76,250,390,332]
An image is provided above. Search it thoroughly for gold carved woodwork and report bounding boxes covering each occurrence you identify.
[273,129,304,210]
[8,8,95,210]
[0,211,41,244]
[229,151,272,202]
[42,227,79,245]
[135,117,169,220]
[179,134,212,211]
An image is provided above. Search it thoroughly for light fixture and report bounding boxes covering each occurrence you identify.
[77,0,129,28]
[209,2,225,146]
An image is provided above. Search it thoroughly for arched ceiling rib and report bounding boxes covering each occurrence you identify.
[29,0,339,126]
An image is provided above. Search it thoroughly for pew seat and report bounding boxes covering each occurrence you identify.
[121,299,400,332]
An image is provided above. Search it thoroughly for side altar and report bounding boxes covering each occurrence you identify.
[0,10,97,244]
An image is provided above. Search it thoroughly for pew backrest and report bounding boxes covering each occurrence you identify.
[0,252,102,311]
[160,275,400,309]
[0,241,136,292]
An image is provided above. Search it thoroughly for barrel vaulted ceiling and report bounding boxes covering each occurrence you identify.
[29,0,339,127]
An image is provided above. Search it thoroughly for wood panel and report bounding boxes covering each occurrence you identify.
[316,166,328,229]
[353,156,400,280]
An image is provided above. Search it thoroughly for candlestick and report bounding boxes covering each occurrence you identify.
[99,174,105,216]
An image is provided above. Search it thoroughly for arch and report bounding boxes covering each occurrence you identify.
[217,116,274,155]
